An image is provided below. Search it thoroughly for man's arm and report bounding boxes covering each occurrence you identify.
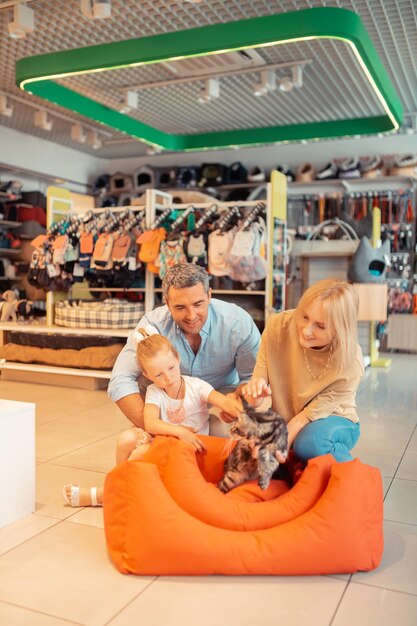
[116,393,145,429]
[108,314,152,424]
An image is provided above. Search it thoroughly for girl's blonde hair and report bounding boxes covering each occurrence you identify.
[295,279,359,372]
[136,331,179,372]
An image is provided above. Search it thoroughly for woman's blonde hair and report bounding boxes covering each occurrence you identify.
[136,331,179,372]
[295,279,359,372]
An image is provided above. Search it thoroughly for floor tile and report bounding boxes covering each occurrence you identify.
[0,601,82,626]
[383,478,417,524]
[356,421,415,449]
[35,393,110,425]
[107,576,348,626]
[36,426,106,463]
[42,403,128,437]
[352,520,417,595]
[0,522,153,626]
[406,428,417,451]
[49,437,116,473]
[396,449,417,481]
[332,581,417,626]
[0,514,58,556]
[351,443,404,477]
[67,507,104,530]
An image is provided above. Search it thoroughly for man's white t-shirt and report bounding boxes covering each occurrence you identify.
[145,375,214,435]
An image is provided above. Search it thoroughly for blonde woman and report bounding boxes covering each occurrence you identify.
[242,279,364,463]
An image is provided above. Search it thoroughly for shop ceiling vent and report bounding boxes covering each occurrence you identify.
[161,48,266,78]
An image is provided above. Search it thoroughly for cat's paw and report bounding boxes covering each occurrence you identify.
[217,479,230,493]
[258,474,272,490]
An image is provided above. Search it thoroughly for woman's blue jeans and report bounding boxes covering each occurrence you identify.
[293,416,360,463]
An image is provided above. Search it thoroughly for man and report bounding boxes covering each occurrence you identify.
[108,263,260,434]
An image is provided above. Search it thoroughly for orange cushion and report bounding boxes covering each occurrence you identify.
[103,435,383,576]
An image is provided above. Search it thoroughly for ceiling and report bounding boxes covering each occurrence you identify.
[1,0,416,159]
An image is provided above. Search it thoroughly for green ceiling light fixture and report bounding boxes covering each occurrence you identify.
[16,7,402,152]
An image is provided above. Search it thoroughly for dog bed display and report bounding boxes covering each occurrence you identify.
[0,342,124,370]
[55,298,144,329]
[103,435,383,576]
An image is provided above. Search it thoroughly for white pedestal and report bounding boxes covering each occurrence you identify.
[0,399,35,528]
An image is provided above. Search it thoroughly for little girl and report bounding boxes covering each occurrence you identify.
[63,326,242,507]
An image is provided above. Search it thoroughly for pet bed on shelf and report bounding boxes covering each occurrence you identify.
[55,298,144,329]
[103,435,383,576]
[0,342,124,370]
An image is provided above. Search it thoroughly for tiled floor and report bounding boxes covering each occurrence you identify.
[0,352,416,626]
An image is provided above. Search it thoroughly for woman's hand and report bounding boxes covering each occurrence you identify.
[176,426,207,453]
[242,378,272,406]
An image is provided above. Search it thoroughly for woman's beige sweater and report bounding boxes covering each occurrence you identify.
[252,310,364,423]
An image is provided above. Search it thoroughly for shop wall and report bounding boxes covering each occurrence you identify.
[100,133,417,176]
[1,123,416,185]
[0,126,99,194]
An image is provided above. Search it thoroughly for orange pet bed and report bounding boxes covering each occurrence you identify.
[103,435,383,576]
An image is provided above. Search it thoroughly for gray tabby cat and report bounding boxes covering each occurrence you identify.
[218,400,288,493]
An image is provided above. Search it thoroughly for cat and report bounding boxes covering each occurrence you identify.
[218,400,288,493]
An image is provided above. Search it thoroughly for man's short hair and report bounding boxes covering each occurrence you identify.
[162,264,210,301]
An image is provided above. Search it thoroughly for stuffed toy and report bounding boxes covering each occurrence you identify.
[0,289,18,322]
[17,299,34,321]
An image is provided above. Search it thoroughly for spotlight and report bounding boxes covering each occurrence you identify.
[71,123,86,143]
[279,65,303,92]
[278,75,294,93]
[253,70,276,97]
[0,95,13,118]
[86,130,102,149]
[8,3,35,39]
[197,78,220,104]
[80,0,112,19]
[34,110,53,131]
[291,65,303,88]
[119,91,138,113]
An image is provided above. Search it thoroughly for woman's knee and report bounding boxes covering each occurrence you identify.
[293,434,331,463]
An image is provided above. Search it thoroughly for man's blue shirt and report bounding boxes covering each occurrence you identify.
[108,298,260,402]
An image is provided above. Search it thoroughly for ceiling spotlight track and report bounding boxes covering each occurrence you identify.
[0,91,112,146]
[122,58,312,93]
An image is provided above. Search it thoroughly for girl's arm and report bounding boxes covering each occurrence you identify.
[143,403,206,452]
[208,390,243,419]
